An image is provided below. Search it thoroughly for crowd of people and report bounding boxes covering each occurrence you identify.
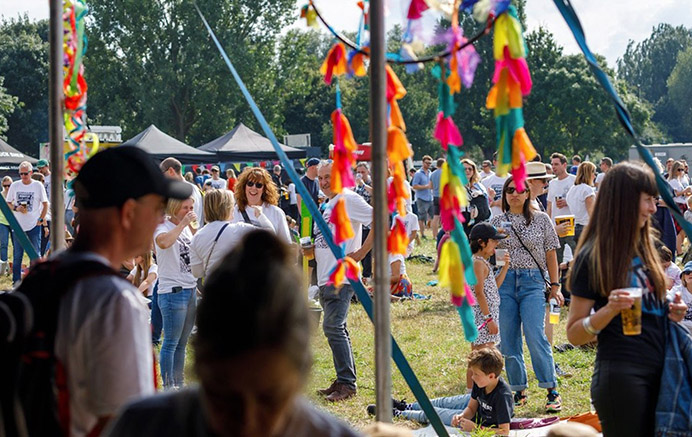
[3,145,691,437]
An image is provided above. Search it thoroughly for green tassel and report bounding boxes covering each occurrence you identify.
[458,304,479,343]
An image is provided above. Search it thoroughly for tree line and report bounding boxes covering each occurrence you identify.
[0,1,690,162]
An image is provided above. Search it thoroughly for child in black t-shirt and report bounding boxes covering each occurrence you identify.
[451,348,513,435]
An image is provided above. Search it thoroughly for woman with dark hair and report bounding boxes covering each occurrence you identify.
[489,177,563,412]
[106,231,360,437]
[461,159,491,235]
[232,167,291,243]
[566,163,688,436]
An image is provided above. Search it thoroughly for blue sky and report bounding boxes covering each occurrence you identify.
[2,0,691,66]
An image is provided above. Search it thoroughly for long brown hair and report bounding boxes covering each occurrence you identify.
[234,167,279,211]
[501,176,533,225]
[568,163,666,299]
[574,161,596,186]
[461,158,480,186]
[133,251,153,289]
[668,161,684,181]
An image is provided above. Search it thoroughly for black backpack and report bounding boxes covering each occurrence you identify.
[0,258,119,437]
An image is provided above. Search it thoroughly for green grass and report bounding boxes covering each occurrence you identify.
[304,238,595,430]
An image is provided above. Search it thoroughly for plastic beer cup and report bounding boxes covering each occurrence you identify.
[495,249,508,266]
[300,236,315,260]
[619,287,643,336]
[554,215,575,237]
[549,298,560,325]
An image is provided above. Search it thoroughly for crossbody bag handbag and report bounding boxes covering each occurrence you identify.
[506,215,552,297]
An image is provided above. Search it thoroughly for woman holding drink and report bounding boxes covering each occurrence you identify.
[566,163,688,436]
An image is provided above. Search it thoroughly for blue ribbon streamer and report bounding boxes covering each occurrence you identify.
[194,5,450,436]
[0,201,39,262]
[551,0,692,238]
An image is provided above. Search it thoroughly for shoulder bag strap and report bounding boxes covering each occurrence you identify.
[204,223,230,273]
[506,214,551,287]
[240,209,253,225]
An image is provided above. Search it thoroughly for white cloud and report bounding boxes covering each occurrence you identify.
[3,0,691,66]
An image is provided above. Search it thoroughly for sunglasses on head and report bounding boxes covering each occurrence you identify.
[505,186,523,194]
[19,172,29,176]
[247,181,264,189]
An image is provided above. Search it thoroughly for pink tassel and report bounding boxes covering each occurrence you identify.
[434,112,463,150]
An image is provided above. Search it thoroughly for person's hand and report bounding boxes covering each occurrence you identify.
[487,187,496,200]
[556,198,568,209]
[606,289,636,314]
[347,249,365,262]
[250,205,262,218]
[456,417,475,432]
[182,211,197,226]
[17,204,27,214]
[550,285,564,306]
[555,221,569,235]
[669,292,688,323]
[502,252,510,266]
[451,414,463,428]
[487,319,499,335]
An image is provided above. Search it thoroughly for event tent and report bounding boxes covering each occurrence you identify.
[199,123,307,160]
[121,124,215,163]
[0,138,38,179]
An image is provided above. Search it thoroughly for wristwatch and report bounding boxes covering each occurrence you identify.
[550,282,560,287]
[483,313,492,320]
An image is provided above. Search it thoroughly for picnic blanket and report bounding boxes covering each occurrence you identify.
[412,420,603,436]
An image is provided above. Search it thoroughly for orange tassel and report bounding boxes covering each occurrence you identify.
[389,99,406,131]
[387,126,412,163]
[320,43,348,84]
[388,217,409,255]
[385,65,407,101]
[330,197,355,244]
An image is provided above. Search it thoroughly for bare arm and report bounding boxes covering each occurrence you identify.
[567,290,638,345]
[494,252,511,287]
[546,200,552,218]
[585,195,595,216]
[546,249,563,305]
[349,226,374,261]
[155,218,191,250]
[473,260,491,316]
[390,260,401,284]
[138,272,157,294]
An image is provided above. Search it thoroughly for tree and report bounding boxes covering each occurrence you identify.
[0,76,18,138]
[0,16,49,154]
[85,0,295,145]
[667,46,692,139]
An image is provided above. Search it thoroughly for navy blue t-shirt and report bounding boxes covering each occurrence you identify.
[470,377,513,428]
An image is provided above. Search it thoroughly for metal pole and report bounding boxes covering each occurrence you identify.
[369,0,392,423]
[49,0,65,253]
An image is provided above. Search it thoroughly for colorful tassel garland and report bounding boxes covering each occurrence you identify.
[329,197,355,245]
[388,216,409,255]
[320,43,348,84]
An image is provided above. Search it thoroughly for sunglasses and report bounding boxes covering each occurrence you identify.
[505,187,523,195]
[464,167,473,172]
[678,169,685,172]
[247,181,264,189]
[19,172,29,176]
[211,169,219,172]
[2,185,9,188]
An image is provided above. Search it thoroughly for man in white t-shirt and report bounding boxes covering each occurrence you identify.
[161,157,205,226]
[209,166,226,189]
[479,160,495,179]
[547,152,576,261]
[313,161,373,402]
[481,154,507,217]
[6,161,48,284]
[594,157,612,190]
[49,146,191,436]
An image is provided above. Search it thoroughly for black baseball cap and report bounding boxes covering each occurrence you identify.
[469,222,507,241]
[74,146,192,209]
[306,158,320,167]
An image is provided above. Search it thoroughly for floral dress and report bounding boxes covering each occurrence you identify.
[472,255,501,346]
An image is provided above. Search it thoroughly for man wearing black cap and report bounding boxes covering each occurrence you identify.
[44,146,191,436]
[299,157,320,208]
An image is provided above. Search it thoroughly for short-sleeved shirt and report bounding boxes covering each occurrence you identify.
[314,190,372,286]
[411,169,433,201]
[430,168,442,198]
[129,264,158,297]
[301,175,319,206]
[565,183,595,226]
[154,220,197,293]
[470,377,513,428]
[481,174,507,217]
[569,247,666,369]
[231,203,290,244]
[669,178,687,204]
[489,212,560,272]
[209,178,226,189]
[105,390,362,437]
[6,179,48,231]
[547,174,576,219]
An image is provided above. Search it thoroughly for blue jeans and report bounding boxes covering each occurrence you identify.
[400,394,471,426]
[0,223,11,262]
[319,284,357,389]
[158,288,196,389]
[150,282,162,345]
[498,269,557,391]
[12,225,41,283]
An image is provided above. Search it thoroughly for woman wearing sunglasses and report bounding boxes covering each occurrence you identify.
[489,176,563,413]
[461,159,491,236]
[232,167,291,243]
[0,176,12,275]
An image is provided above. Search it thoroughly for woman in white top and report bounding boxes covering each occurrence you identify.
[127,250,158,297]
[232,167,291,243]
[190,189,274,279]
[565,161,596,243]
[154,196,198,389]
[668,160,691,208]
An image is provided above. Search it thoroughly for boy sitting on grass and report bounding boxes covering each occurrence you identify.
[368,348,512,435]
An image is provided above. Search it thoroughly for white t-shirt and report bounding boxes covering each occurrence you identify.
[288,183,297,205]
[6,179,48,231]
[547,174,576,219]
[565,183,595,226]
[209,177,226,189]
[129,264,159,297]
[389,253,407,277]
[154,220,197,293]
[665,263,682,289]
[231,202,291,244]
[404,212,420,257]
[480,174,507,217]
[595,172,605,187]
[480,170,495,180]
[190,219,272,278]
[669,178,687,204]
[55,252,154,437]
[314,190,373,286]
[186,181,204,226]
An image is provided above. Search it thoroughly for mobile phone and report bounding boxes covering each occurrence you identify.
[172,286,183,293]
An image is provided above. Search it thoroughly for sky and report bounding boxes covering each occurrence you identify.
[1,0,691,66]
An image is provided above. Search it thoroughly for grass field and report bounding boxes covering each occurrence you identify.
[304,238,596,430]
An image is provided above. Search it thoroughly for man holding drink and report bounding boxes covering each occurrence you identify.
[547,153,576,261]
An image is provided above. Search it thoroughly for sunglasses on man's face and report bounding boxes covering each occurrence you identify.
[247,181,264,189]
[19,172,29,176]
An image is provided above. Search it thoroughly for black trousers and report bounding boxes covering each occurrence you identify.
[591,359,661,437]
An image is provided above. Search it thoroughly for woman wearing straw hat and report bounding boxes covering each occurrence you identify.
[525,162,554,213]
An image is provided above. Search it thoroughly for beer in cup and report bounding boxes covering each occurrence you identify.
[300,236,315,260]
[618,287,643,336]
[549,298,560,325]
[554,215,575,238]
[495,249,508,266]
